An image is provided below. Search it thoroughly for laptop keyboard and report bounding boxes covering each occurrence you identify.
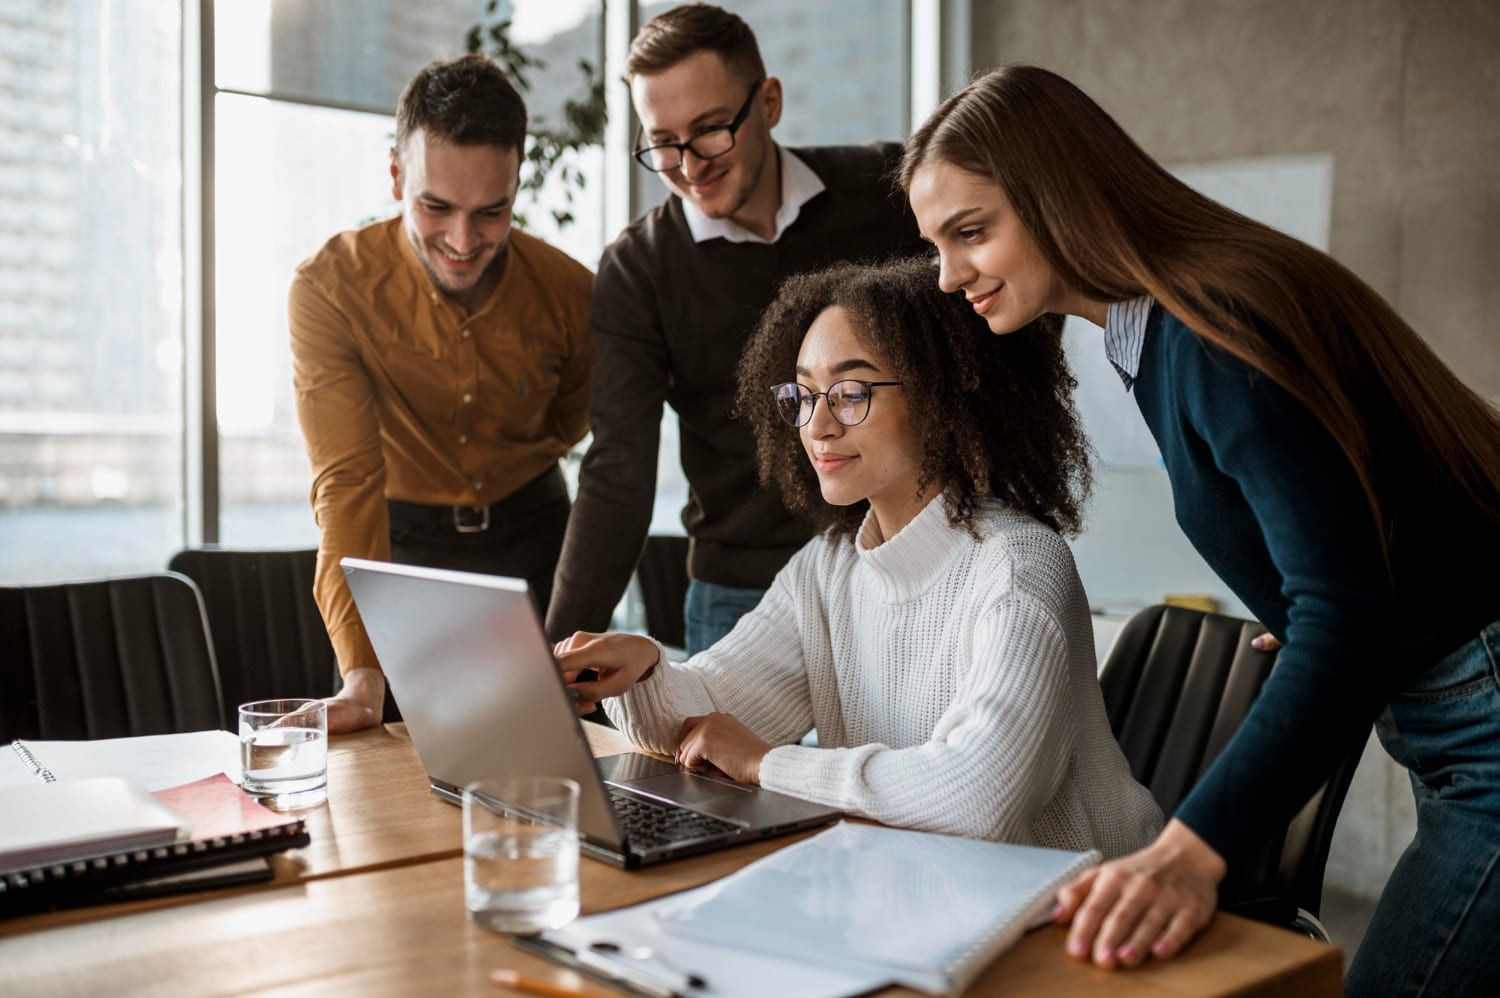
[608,789,739,849]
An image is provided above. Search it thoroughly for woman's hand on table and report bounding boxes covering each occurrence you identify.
[676,712,770,785]
[553,631,661,715]
[1051,818,1226,969]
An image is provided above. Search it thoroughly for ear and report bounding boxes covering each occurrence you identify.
[389,147,404,202]
[761,76,784,130]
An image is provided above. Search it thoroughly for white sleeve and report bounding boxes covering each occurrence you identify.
[756,592,1077,841]
[602,552,820,757]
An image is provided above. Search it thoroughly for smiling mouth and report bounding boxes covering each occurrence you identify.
[687,171,727,194]
[437,247,484,266]
[967,286,1002,314]
[813,454,857,473]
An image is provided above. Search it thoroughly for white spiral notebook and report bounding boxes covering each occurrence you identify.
[540,822,1099,997]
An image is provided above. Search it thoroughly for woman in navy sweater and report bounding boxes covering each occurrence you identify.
[900,65,1500,996]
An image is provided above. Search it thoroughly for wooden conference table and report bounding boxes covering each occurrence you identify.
[0,724,1343,996]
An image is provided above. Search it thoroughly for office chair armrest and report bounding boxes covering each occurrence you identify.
[1222,897,1331,942]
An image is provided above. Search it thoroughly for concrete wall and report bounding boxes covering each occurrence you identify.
[970,0,1499,900]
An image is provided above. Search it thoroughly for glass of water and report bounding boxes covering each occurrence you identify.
[237,699,328,809]
[463,776,580,933]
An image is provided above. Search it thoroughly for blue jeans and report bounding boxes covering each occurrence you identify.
[684,579,766,656]
[1346,618,1500,997]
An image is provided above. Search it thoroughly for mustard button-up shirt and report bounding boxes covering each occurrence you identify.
[290,218,592,674]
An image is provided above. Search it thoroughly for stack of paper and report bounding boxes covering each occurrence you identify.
[0,778,187,870]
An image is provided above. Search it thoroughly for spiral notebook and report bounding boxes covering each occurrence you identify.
[0,767,308,919]
[538,822,1099,997]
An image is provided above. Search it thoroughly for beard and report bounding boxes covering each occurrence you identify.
[409,230,506,299]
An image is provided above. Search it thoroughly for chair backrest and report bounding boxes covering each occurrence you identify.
[0,573,224,741]
[636,534,690,649]
[1099,604,1366,917]
[167,548,338,725]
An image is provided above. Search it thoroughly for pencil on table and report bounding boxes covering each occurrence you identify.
[490,967,606,997]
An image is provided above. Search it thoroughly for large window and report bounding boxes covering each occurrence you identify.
[0,1,931,584]
[0,0,184,583]
[214,96,394,546]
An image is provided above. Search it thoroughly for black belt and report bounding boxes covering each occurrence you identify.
[388,466,568,535]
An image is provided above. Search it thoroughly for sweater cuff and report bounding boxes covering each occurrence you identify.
[758,744,841,809]
[605,652,716,755]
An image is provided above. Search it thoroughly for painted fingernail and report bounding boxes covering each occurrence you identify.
[1118,945,1138,963]
[1048,903,1062,920]
[1067,939,1087,957]
[1152,940,1169,956]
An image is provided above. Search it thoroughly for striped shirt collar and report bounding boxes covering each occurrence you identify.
[681,145,825,245]
[1104,295,1156,390]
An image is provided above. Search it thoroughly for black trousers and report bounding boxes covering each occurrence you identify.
[386,466,571,616]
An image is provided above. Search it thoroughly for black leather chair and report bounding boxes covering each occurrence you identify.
[167,547,400,723]
[0,573,224,741]
[1099,604,1367,940]
[635,534,691,650]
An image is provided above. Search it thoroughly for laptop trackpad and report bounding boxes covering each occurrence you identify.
[623,772,752,807]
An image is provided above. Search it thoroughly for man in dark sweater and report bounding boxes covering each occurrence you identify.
[546,4,927,652]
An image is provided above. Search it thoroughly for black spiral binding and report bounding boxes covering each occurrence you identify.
[0,821,310,916]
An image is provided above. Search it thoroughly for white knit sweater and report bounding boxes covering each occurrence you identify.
[604,498,1164,857]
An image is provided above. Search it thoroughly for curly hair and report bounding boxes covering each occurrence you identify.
[735,257,1092,538]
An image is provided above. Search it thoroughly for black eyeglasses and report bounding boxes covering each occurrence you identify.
[770,380,903,428]
[633,80,763,174]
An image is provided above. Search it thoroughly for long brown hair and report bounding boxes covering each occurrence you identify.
[899,65,1500,544]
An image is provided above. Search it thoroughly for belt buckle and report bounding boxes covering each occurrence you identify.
[453,504,490,533]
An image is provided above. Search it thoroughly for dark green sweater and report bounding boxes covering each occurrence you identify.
[1134,305,1499,863]
[546,143,927,640]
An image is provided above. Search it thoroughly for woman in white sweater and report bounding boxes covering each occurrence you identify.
[557,258,1161,856]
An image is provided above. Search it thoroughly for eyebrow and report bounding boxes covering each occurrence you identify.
[935,206,984,236]
[794,357,882,377]
[416,192,511,211]
[649,104,736,140]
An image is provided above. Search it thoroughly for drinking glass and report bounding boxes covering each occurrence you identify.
[237,698,328,809]
[464,776,580,933]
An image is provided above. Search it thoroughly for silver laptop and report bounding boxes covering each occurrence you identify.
[340,557,840,868]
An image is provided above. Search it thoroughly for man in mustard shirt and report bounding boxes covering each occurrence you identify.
[290,55,592,732]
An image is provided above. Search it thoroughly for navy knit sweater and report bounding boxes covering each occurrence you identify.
[1132,305,1499,864]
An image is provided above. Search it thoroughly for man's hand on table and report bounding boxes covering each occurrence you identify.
[323,667,385,733]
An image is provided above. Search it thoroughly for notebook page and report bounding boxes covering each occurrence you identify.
[21,731,242,791]
[656,822,1098,994]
